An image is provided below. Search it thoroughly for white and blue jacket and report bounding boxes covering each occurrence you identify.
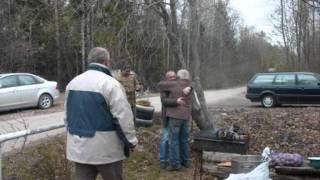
[65,63,138,164]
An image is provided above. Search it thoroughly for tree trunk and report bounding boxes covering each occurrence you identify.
[188,0,214,130]
[86,3,94,54]
[28,21,33,71]
[280,0,289,64]
[54,0,62,90]
[152,0,214,129]
[169,0,187,68]
[153,0,187,68]
[296,0,302,69]
[81,0,86,72]
[311,0,315,65]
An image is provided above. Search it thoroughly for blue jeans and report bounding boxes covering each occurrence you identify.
[168,117,190,168]
[159,127,169,163]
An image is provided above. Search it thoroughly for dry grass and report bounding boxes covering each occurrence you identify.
[2,119,210,180]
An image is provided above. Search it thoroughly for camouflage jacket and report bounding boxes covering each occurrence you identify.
[114,70,137,106]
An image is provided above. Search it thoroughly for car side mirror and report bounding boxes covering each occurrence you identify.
[318,82,320,86]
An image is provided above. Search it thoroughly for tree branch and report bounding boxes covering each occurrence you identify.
[301,0,320,8]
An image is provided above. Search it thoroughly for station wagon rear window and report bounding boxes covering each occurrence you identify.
[297,74,319,85]
[252,74,275,85]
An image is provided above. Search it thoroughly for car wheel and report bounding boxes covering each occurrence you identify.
[38,94,53,109]
[261,94,276,108]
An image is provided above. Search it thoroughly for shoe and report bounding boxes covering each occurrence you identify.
[167,165,182,171]
[160,162,167,169]
[181,161,191,168]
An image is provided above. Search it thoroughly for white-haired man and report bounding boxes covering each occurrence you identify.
[65,47,138,180]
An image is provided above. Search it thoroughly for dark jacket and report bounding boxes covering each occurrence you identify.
[158,79,191,120]
[160,91,178,127]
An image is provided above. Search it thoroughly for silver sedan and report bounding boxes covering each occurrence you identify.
[0,73,60,112]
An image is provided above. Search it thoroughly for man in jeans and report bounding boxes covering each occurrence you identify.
[158,69,192,170]
[159,71,184,169]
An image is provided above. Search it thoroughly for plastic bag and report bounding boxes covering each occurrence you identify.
[225,161,269,180]
[261,147,271,161]
[270,152,303,167]
[226,147,270,180]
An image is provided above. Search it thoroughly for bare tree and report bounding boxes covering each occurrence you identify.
[80,0,87,72]
[280,0,290,64]
[54,0,62,90]
[150,0,214,129]
[150,0,187,68]
[188,0,214,129]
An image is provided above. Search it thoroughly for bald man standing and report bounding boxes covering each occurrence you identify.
[159,71,178,169]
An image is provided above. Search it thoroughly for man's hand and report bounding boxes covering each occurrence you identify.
[183,86,192,96]
[177,97,186,105]
[130,147,135,152]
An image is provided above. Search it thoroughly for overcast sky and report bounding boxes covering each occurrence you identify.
[229,0,280,43]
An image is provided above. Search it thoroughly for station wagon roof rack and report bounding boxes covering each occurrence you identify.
[260,72,316,75]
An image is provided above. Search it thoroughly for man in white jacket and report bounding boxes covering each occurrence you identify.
[65,47,138,180]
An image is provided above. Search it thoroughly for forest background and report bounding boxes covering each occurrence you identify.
[0,0,319,91]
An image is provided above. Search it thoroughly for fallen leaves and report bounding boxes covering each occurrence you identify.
[213,106,320,157]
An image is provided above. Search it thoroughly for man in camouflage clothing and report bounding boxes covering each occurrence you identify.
[115,65,138,122]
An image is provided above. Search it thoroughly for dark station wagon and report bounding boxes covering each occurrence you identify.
[246,72,320,107]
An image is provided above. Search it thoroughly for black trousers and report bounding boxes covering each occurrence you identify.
[75,161,123,180]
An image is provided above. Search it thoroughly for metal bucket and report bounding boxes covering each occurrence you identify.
[231,155,262,173]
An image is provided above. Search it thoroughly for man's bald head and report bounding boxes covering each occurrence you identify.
[165,71,177,81]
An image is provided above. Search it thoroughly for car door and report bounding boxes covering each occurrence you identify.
[273,74,298,104]
[16,75,42,107]
[296,74,320,104]
[0,75,20,111]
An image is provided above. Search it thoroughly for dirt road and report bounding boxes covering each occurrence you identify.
[0,86,248,152]
[144,86,248,111]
